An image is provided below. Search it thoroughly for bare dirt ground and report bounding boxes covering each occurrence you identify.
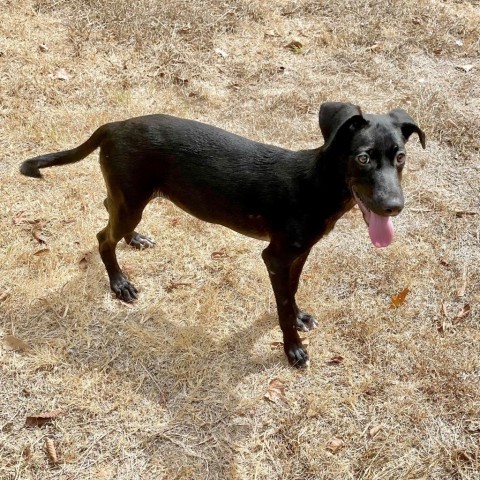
[1,0,479,478]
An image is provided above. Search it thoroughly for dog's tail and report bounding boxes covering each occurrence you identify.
[20,125,108,178]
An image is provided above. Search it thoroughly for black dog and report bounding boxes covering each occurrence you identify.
[20,102,425,367]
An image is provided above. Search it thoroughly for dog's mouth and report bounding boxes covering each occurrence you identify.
[352,188,394,248]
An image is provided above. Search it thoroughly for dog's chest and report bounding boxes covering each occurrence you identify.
[229,213,271,241]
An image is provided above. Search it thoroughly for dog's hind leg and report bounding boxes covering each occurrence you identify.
[97,196,149,302]
[103,197,155,250]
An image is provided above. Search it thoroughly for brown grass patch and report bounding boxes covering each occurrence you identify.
[1,0,479,478]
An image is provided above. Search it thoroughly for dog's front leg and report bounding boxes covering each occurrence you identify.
[262,243,310,368]
[290,251,319,332]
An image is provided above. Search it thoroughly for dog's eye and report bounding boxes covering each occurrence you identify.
[396,152,406,165]
[356,153,370,165]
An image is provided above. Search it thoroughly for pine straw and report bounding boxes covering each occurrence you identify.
[1,0,479,478]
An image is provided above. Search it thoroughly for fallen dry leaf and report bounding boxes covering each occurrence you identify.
[369,425,382,438]
[25,409,64,428]
[326,437,344,453]
[34,248,50,256]
[453,449,474,463]
[211,250,230,259]
[285,40,303,53]
[390,287,410,308]
[455,211,477,218]
[0,291,10,302]
[326,355,344,365]
[270,341,284,350]
[22,388,31,397]
[2,335,30,352]
[453,304,471,325]
[45,438,58,464]
[32,222,47,245]
[78,252,92,270]
[264,378,288,405]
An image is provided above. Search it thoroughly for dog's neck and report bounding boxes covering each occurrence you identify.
[312,146,353,205]
[284,147,355,242]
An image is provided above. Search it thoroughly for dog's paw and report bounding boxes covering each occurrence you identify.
[285,342,310,368]
[111,277,138,303]
[296,311,318,332]
[126,233,156,250]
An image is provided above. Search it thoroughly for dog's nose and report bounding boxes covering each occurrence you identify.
[383,200,404,216]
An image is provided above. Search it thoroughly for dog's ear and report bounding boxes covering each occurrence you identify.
[388,108,426,149]
[319,102,368,149]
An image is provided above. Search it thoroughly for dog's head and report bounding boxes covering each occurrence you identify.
[319,101,425,248]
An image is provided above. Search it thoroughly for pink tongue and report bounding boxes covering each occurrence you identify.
[368,212,394,248]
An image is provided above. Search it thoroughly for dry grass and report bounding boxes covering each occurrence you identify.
[1,0,479,478]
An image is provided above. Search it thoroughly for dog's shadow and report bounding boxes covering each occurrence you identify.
[15,264,285,477]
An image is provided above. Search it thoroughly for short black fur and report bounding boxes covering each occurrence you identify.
[20,102,425,367]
